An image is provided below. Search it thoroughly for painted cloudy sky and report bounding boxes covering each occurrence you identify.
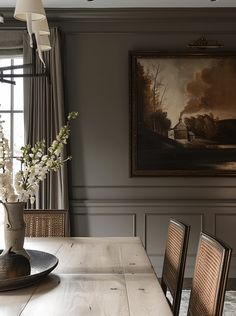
[138,57,236,127]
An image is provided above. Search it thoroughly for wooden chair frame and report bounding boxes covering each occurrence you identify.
[187,232,232,316]
[24,209,69,237]
[161,218,190,316]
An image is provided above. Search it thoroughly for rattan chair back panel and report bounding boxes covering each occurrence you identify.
[24,209,68,237]
[161,219,190,316]
[187,233,232,316]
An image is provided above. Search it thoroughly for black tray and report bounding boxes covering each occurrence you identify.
[0,249,58,291]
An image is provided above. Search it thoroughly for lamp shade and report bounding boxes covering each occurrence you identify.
[36,35,51,51]
[0,14,4,23]
[14,0,46,21]
[32,19,50,35]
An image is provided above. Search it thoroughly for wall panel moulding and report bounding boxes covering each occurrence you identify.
[1,8,236,24]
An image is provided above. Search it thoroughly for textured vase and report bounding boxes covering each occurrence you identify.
[2,202,29,259]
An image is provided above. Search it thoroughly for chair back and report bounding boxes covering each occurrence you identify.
[24,209,69,237]
[187,232,232,316]
[161,219,190,316]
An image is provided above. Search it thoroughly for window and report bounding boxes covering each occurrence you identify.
[0,56,24,176]
[0,56,24,230]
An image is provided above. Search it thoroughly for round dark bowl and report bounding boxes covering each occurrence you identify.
[0,250,58,291]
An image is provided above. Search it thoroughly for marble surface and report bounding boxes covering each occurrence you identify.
[177,290,236,315]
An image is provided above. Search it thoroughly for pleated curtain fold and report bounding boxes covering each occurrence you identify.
[23,28,69,211]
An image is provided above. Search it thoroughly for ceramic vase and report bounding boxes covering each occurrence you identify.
[2,202,29,259]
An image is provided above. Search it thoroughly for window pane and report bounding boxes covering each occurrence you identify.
[0,56,24,185]
[13,113,24,156]
[0,58,11,110]
[14,57,23,67]
[13,58,24,110]
[14,78,23,110]
[0,113,11,145]
[0,203,4,235]
[12,58,23,110]
[13,58,24,76]
[0,83,11,110]
[13,157,22,179]
[0,58,11,69]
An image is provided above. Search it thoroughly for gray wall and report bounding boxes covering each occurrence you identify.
[60,8,236,277]
[2,8,236,277]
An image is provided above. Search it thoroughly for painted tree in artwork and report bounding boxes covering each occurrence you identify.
[136,61,171,136]
[184,113,218,140]
[136,61,152,126]
[150,110,171,137]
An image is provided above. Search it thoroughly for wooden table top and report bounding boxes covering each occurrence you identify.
[0,237,173,316]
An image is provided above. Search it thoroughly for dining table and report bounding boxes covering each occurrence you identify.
[0,237,173,316]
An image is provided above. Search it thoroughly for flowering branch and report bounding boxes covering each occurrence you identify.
[0,119,15,202]
[0,112,78,204]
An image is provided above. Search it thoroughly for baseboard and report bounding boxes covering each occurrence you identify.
[183,278,236,291]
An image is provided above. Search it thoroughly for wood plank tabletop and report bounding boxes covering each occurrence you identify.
[0,237,173,316]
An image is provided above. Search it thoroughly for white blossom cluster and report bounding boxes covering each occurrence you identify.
[0,118,16,202]
[0,111,78,204]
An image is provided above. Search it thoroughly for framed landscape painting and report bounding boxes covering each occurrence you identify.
[130,51,236,176]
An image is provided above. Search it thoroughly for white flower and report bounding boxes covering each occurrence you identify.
[54,148,61,156]
[46,159,53,167]
[30,196,36,204]
[0,112,78,204]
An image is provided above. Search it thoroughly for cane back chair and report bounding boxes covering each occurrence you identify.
[161,219,190,316]
[187,232,232,316]
[24,209,69,237]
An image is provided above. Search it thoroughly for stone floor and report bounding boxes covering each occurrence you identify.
[167,290,236,315]
[180,291,236,315]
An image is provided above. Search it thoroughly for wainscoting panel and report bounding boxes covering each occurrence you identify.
[71,200,236,277]
[145,212,203,255]
[145,212,203,277]
[215,213,236,251]
[72,213,136,237]
[215,212,236,277]
[71,208,136,237]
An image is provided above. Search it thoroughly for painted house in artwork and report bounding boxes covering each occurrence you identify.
[168,117,195,143]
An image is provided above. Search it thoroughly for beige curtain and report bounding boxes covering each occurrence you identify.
[23,28,69,210]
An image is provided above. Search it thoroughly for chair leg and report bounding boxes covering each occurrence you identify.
[161,279,167,295]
